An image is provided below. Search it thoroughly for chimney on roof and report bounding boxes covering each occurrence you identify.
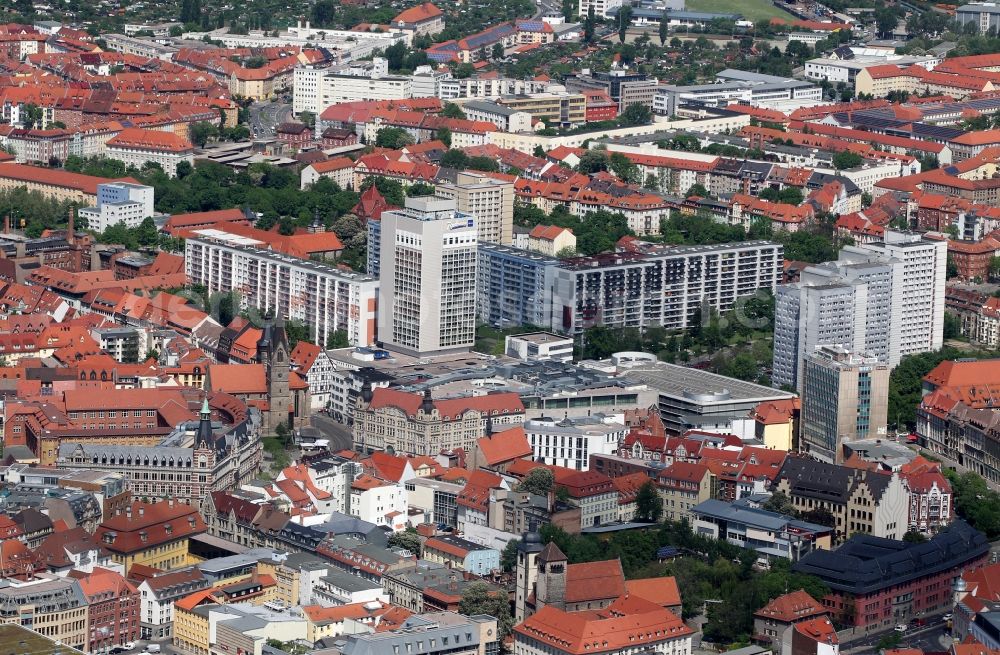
[67,207,74,245]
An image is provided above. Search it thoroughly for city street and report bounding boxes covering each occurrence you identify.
[308,412,354,452]
[248,101,292,138]
[842,619,952,655]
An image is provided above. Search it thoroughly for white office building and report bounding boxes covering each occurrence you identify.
[293,64,412,116]
[77,182,155,231]
[377,196,478,356]
[523,415,627,470]
[772,231,947,390]
[185,232,379,348]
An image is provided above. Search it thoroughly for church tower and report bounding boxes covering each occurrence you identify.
[534,541,567,613]
[515,529,545,622]
[258,319,291,432]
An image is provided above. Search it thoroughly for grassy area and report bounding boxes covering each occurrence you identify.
[684,0,795,22]
[474,324,545,356]
[262,436,291,473]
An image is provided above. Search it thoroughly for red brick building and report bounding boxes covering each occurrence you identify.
[948,236,1000,280]
[791,520,988,631]
[76,568,140,653]
[581,89,617,123]
[321,127,359,148]
[275,122,312,148]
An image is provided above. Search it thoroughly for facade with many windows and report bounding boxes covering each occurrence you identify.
[185,234,379,348]
[476,243,559,329]
[551,241,782,336]
[378,197,478,356]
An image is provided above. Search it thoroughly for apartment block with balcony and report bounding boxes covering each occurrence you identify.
[476,243,559,329]
[185,235,379,348]
[551,241,783,336]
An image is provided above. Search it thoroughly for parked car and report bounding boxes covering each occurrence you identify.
[895,624,908,633]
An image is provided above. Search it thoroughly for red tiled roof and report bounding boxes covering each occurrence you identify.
[96,501,207,555]
[565,559,625,603]
[515,595,691,654]
[393,2,443,24]
[477,426,532,465]
[107,127,193,153]
[0,162,138,195]
[624,576,681,608]
[207,363,267,395]
[754,589,827,622]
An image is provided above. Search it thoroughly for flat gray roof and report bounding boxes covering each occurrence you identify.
[623,362,795,405]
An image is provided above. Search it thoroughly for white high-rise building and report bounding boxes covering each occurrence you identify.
[862,231,947,358]
[772,280,868,391]
[772,230,947,390]
[377,196,478,356]
[77,182,155,232]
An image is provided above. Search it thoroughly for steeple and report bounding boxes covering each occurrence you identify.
[420,388,434,414]
[196,396,213,446]
[361,380,373,404]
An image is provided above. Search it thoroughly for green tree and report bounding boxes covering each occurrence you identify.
[584,5,596,42]
[799,507,836,528]
[577,150,609,174]
[311,0,337,26]
[763,491,796,516]
[374,127,414,149]
[617,103,651,127]
[609,152,640,184]
[327,329,350,349]
[284,319,311,349]
[832,150,863,170]
[136,216,159,247]
[989,255,1000,280]
[407,182,436,196]
[618,6,632,43]
[387,529,422,555]
[21,103,43,129]
[902,530,927,543]
[874,6,900,38]
[944,312,962,340]
[659,11,669,45]
[635,481,663,522]
[189,121,219,147]
[468,156,499,172]
[459,582,514,642]
[946,469,1000,538]
[441,149,469,169]
[501,539,520,572]
[563,0,576,23]
[517,468,554,495]
[686,183,709,198]
[274,422,290,447]
[492,42,504,60]
[436,126,452,147]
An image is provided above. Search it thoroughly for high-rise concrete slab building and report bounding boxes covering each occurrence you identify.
[377,196,478,356]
